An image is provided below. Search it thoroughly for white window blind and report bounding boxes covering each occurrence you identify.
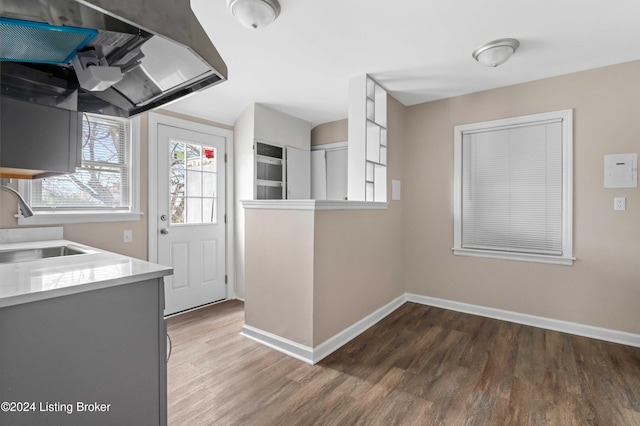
[30,113,131,210]
[454,109,573,265]
[462,120,563,255]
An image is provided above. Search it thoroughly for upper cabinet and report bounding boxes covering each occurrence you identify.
[255,142,285,199]
[0,97,82,179]
[348,75,387,202]
[311,142,348,201]
[254,142,310,200]
[285,146,311,200]
[235,103,312,202]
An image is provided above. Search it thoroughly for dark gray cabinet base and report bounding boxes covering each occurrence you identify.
[0,279,167,426]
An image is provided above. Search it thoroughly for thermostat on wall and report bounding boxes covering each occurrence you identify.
[604,153,637,188]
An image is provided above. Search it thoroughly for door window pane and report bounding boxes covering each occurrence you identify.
[170,140,218,225]
[186,198,202,223]
[203,198,216,223]
[203,147,217,173]
[186,144,202,170]
[187,170,202,196]
[203,173,217,198]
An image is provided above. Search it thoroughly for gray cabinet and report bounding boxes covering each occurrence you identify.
[0,96,82,179]
[0,278,167,426]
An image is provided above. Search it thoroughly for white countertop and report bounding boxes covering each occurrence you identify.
[0,233,172,308]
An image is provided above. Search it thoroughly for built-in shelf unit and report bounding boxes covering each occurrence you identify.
[255,141,285,199]
[348,75,387,202]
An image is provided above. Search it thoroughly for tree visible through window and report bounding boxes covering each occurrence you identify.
[30,113,131,210]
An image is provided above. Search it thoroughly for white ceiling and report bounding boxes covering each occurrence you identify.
[166,0,640,127]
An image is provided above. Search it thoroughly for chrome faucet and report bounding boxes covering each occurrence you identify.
[0,179,35,218]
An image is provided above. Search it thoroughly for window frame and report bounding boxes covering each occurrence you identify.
[453,109,574,266]
[18,115,142,225]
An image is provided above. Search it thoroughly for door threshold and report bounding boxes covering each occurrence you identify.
[164,299,228,319]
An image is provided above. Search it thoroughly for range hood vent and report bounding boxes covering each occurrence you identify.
[0,0,228,117]
[0,17,98,64]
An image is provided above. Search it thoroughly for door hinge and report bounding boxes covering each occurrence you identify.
[225,275,228,284]
[224,214,227,223]
[224,153,227,163]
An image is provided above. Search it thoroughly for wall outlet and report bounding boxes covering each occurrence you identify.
[614,197,626,211]
[123,229,133,243]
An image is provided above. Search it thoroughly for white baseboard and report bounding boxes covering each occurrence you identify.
[312,294,407,364]
[240,294,407,365]
[241,293,640,365]
[240,325,314,364]
[406,293,640,348]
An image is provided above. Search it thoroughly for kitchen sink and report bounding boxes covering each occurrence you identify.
[0,245,92,264]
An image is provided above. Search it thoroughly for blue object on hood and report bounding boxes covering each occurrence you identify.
[0,17,97,65]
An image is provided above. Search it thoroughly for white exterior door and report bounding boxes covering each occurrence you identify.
[157,124,227,315]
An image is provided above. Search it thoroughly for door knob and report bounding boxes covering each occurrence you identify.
[160,228,169,235]
[160,214,167,222]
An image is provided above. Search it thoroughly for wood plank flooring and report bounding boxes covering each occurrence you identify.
[167,300,640,425]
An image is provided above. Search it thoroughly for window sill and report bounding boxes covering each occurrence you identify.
[453,247,574,266]
[18,211,143,226]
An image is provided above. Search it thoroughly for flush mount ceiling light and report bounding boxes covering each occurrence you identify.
[472,38,520,67]
[227,0,281,30]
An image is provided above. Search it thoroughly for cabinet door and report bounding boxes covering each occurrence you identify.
[0,279,166,426]
[311,150,327,200]
[286,146,310,199]
[0,96,81,177]
[326,148,348,200]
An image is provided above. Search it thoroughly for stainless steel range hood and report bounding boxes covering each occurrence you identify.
[0,0,227,117]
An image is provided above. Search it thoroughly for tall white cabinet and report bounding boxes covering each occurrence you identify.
[311,142,348,201]
[286,146,311,199]
[348,75,388,202]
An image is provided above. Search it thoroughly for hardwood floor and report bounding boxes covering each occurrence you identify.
[167,300,640,425]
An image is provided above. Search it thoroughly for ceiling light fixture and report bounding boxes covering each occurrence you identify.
[227,0,281,30]
[472,38,520,67]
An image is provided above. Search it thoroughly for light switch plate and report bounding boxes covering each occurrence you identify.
[614,197,626,211]
[123,229,133,243]
[391,180,401,201]
[604,153,637,188]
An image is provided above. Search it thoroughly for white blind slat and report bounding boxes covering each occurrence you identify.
[461,121,563,255]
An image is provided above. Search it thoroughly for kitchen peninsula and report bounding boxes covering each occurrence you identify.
[0,227,172,426]
[241,200,404,364]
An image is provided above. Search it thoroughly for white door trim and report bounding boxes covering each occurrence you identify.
[148,112,235,300]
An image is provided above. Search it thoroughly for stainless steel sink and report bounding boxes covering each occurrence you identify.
[0,245,91,264]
